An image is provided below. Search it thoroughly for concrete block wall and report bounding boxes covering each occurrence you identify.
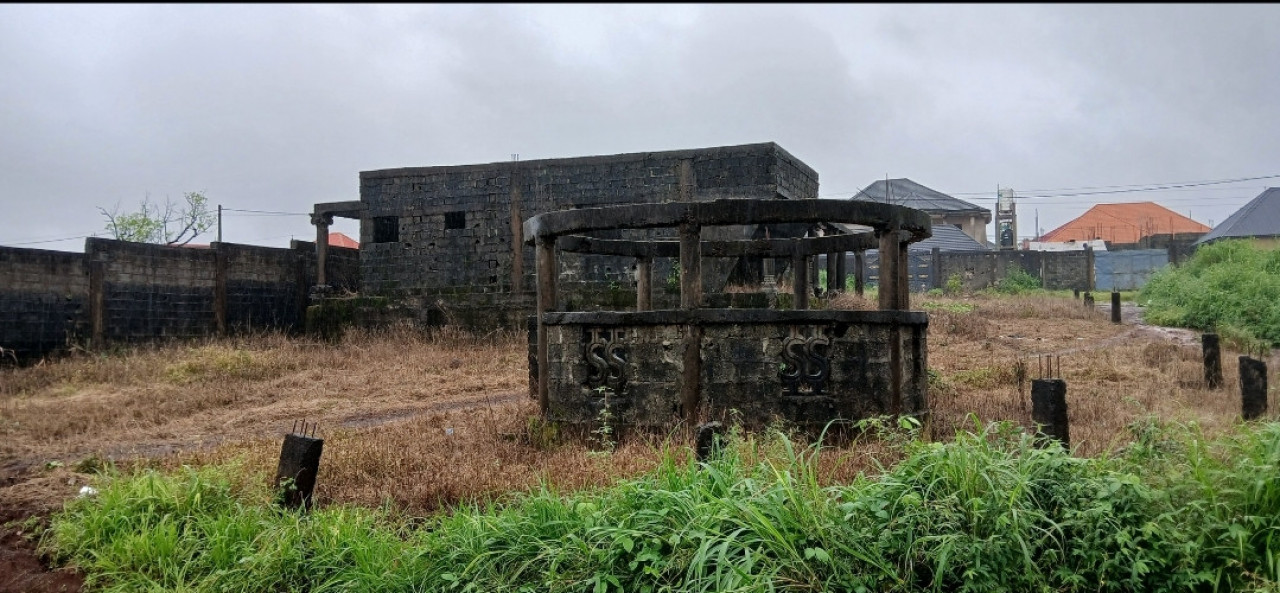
[219,242,310,332]
[89,238,218,342]
[1,239,350,360]
[357,142,819,326]
[0,246,88,359]
[542,317,927,429]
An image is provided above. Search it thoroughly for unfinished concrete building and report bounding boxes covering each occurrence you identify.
[311,143,820,326]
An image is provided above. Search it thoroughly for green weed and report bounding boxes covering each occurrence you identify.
[42,420,1280,592]
[1141,239,1280,347]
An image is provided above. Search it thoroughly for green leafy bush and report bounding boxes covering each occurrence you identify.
[992,266,1042,294]
[1141,239,1280,346]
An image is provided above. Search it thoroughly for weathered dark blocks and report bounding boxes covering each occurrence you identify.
[696,421,726,462]
[274,433,324,511]
[357,143,820,328]
[1240,356,1268,421]
[1203,333,1223,389]
[1031,378,1069,447]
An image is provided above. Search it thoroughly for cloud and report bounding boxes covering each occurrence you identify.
[1,5,1278,247]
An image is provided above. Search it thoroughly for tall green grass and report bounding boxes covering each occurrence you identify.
[1141,239,1280,347]
[44,420,1280,592]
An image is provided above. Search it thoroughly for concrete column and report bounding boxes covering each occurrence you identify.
[791,253,808,310]
[1084,244,1096,292]
[826,251,839,295]
[1032,378,1070,447]
[679,223,701,309]
[1203,333,1223,389]
[854,250,865,297]
[878,231,898,310]
[313,213,332,287]
[931,247,943,291]
[88,258,105,348]
[509,168,524,293]
[535,237,557,414]
[214,245,228,335]
[835,250,847,294]
[1111,291,1121,324]
[810,252,821,297]
[677,222,702,422]
[898,241,911,310]
[635,256,652,311]
[1240,356,1268,421]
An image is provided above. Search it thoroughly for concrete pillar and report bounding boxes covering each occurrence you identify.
[535,237,557,414]
[678,222,702,422]
[679,223,701,309]
[313,213,332,287]
[791,253,808,310]
[1031,378,1069,447]
[835,250,847,294]
[878,232,897,310]
[1111,291,1121,324]
[88,258,105,348]
[275,426,324,512]
[810,251,822,297]
[695,421,725,462]
[509,169,524,293]
[1240,356,1268,421]
[1084,244,1096,292]
[898,241,911,310]
[1203,333,1223,389]
[214,245,228,335]
[635,256,652,311]
[931,247,943,291]
[826,251,839,295]
[854,250,865,297]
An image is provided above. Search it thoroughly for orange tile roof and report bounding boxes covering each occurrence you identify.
[1039,202,1210,244]
[328,232,359,249]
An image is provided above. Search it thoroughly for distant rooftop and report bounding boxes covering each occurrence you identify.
[851,178,990,219]
[1196,187,1280,244]
[1040,202,1209,244]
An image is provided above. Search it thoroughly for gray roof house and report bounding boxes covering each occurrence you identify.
[1196,187,1280,246]
[851,178,991,247]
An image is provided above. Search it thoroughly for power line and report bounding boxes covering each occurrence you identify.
[819,173,1280,200]
[4,233,96,246]
[222,208,308,216]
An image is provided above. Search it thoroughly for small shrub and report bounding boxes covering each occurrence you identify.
[992,266,1042,294]
[944,272,964,296]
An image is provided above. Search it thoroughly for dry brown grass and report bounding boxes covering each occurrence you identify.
[915,293,1267,456]
[2,294,1276,516]
[0,324,527,463]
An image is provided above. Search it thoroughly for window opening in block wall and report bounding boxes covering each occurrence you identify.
[372,216,399,243]
[445,211,466,230]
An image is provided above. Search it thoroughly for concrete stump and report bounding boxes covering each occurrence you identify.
[1083,292,1094,309]
[275,433,324,511]
[1203,333,1223,389]
[1031,378,1069,447]
[1110,291,1121,324]
[1240,356,1268,421]
[696,421,726,462]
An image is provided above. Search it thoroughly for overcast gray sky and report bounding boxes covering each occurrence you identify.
[3,4,1278,250]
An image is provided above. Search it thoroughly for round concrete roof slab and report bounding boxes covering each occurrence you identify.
[523,198,932,246]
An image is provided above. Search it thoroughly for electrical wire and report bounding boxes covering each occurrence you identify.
[819,173,1280,201]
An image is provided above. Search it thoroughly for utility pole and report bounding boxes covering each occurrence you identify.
[217,204,222,243]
